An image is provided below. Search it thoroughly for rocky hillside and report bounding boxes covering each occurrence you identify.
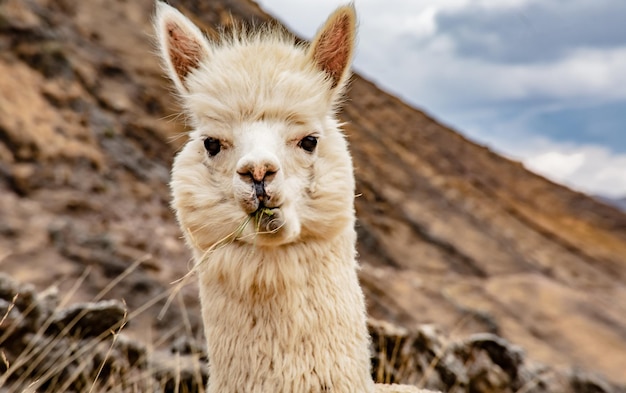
[0,0,625,390]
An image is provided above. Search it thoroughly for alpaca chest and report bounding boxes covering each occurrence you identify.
[197,261,374,393]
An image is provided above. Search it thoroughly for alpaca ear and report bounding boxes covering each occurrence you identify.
[154,1,210,93]
[308,5,356,91]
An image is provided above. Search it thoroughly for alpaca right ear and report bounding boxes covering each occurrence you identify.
[154,1,210,93]
[308,5,356,92]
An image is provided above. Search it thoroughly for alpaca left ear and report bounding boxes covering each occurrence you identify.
[308,5,356,92]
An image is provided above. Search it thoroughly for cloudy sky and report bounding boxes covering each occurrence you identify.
[255,0,626,198]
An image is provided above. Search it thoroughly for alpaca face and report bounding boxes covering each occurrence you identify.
[156,3,357,251]
[173,115,331,248]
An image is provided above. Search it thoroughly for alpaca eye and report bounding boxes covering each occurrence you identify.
[203,137,221,156]
[298,136,318,153]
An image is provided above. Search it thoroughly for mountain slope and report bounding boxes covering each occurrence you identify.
[596,195,626,212]
[0,0,624,385]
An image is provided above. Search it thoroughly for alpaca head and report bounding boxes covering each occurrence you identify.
[155,3,357,252]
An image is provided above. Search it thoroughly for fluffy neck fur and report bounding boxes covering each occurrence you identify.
[195,229,374,393]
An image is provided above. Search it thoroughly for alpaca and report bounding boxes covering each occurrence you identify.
[155,2,430,392]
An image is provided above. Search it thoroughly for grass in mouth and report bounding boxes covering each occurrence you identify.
[256,207,274,217]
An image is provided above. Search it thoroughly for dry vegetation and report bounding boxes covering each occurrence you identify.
[2,265,623,393]
[0,263,207,393]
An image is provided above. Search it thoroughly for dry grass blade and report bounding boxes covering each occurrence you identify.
[87,305,129,393]
[0,293,18,328]
[1,350,8,370]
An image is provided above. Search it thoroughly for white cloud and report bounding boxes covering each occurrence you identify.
[497,47,626,101]
[501,139,626,198]
[525,151,586,179]
[356,39,626,111]
[399,6,438,39]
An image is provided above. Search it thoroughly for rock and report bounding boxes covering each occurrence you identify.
[0,273,43,334]
[570,371,626,393]
[170,334,206,358]
[466,350,511,393]
[149,351,208,392]
[463,333,524,381]
[46,299,127,338]
[114,333,148,368]
[367,318,626,393]
[35,285,60,323]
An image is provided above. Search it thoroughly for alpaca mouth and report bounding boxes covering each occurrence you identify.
[252,204,283,233]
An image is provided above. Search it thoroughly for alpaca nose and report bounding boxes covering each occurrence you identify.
[237,160,280,202]
[237,161,279,183]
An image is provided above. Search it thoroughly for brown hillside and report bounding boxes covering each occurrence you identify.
[0,0,624,386]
